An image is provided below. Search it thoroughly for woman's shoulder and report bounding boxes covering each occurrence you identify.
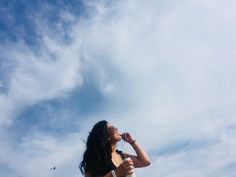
[116,149,129,159]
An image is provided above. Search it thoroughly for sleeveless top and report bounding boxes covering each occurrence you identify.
[88,150,126,177]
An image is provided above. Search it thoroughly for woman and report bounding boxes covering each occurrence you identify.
[80,120,151,177]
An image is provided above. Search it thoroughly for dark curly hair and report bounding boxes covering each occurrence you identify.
[80,120,113,176]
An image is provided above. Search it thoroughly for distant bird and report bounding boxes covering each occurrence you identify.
[50,166,56,170]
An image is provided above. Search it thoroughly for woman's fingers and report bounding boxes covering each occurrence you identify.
[122,132,136,145]
[128,165,134,170]
[123,158,134,167]
[122,132,133,141]
[121,133,126,140]
[117,158,135,176]
[124,159,135,174]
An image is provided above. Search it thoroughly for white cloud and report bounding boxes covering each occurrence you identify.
[1,0,236,177]
[0,29,82,125]
[0,131,83,177]
[77,0,236,176]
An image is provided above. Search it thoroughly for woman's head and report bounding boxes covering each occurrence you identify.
[107,122,122,143]
[79,120,121,176]
[86,120,122,147]
[86,120,110,147]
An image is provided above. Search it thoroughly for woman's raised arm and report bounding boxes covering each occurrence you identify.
[122,132,151,167]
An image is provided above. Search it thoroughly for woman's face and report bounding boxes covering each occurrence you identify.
[107,122,122,143]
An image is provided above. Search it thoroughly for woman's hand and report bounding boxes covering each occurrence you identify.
[115,158,134,176]
[121,132,135,144]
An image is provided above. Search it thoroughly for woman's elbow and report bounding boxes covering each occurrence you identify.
[143,160,151,167]
[146,160,151,166]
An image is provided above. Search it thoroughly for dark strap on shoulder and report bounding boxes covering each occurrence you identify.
[116,150,125,159]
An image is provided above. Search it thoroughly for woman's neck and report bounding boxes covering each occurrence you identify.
[111,143,116,152]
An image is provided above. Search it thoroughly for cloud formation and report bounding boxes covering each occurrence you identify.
[1,0,236,177]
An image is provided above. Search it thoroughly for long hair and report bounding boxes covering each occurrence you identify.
[80,120,113,176]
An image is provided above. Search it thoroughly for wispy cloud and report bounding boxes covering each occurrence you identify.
[1,0,236,177]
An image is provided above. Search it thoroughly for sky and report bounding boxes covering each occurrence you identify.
[0,0,236,177]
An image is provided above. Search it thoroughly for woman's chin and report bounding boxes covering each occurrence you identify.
[115,134,122,141]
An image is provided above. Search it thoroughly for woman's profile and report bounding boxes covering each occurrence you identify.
[80,120,151,177]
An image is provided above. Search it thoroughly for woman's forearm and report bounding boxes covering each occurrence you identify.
[131,141,151,166]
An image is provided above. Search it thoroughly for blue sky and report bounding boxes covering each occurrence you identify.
[1,0,236,177]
